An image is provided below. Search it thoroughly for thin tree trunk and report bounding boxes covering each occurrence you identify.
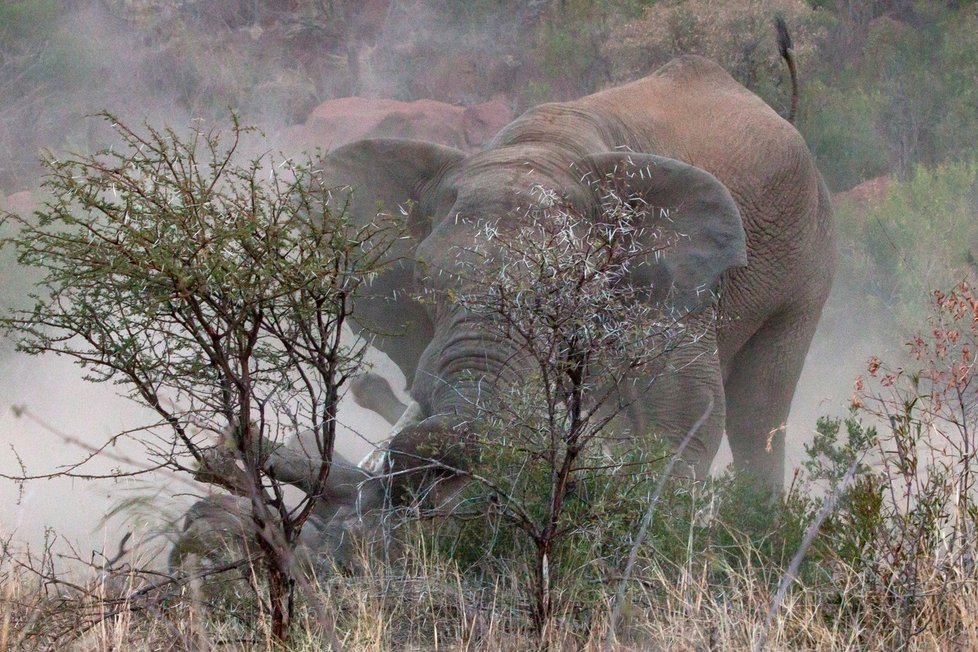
[267,554,294,642]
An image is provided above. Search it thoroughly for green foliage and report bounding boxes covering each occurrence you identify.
[803,415,883,569]
[804,414,877,491]
[799,80,889,190]
[862,6,978,175]
[837,161,978,328]
[433,443,672,599]
[518,80,553,107]
[796,291,978,646]
[416,282,978,640]
[931,16,978,164]
[539,22,589,83]
[801,2,978,188]
[2,117,382,423]
[0,113,397,642]
[0,194,37,314]
[709,474,812,575]
[422,443,822,633]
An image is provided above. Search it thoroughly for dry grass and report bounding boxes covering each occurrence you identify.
[4,512,978,651]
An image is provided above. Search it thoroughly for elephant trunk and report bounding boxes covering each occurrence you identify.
[379,308,530,501]
[320,319,516,563]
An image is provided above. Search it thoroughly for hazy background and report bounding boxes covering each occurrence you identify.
[2,0,975,560]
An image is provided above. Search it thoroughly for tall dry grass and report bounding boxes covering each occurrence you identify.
[4,491,978,651]
[7,284,978,650]
[0,532,978,652]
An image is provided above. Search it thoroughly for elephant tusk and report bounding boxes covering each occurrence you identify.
[388,399,425,436]
[357,400,425,474]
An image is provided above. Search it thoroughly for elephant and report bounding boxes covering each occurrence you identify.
[167,494,328,575]
[327,51,833,489]
[214,53,834,564]
[349,370,408,426]
[172,446,371,575]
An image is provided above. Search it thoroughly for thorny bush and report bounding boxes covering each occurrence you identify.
[0,113,397,644]
[419,179,711,634]
[815,280,978,648]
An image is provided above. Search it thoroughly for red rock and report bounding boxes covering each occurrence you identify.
[462,100,511,148]
[1,191,36,217]
[834,175,892,208]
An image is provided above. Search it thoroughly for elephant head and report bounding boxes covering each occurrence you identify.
[317,124,746,509]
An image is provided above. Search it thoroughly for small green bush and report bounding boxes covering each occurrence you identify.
[803,415,883,571]
[837,161,978,329]
[799,80,889,191]
[418,436,822,637]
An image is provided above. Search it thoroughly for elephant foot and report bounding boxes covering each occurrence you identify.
[350,372,409,425]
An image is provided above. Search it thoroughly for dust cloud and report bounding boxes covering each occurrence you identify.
[0,2,402,560]
[0,354,167,558]
[0,344,399,561]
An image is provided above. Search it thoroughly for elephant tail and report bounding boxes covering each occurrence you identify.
[775,15,798,124]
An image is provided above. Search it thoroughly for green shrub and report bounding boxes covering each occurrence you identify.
[799,80,889,191]
[802,415,883,571]
[810,286,978,646]
[419,435,821,637]
[837,161,978,329]
[804,3,978,185]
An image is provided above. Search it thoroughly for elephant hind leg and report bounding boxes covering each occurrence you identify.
[723,302,824,490]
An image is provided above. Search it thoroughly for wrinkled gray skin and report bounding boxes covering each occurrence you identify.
[268,56,834,560]
[350,372,408,425]
[167,494,328,576]
[170,447,369,574]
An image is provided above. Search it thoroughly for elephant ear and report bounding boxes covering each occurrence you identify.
[316,138,466,385]
[576,152,746,311]
[316,138,466,239]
